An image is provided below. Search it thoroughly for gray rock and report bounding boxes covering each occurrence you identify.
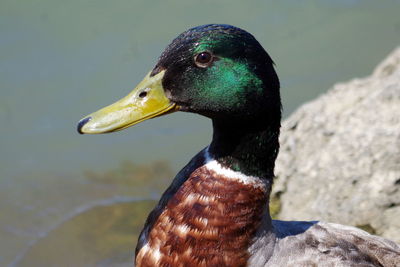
[273,47,400,243]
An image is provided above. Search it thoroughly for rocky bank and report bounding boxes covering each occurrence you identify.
[273,47,400,242]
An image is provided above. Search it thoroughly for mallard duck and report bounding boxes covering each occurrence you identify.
[77,24,400,267]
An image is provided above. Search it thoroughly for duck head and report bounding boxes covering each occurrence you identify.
[77,24,280,134]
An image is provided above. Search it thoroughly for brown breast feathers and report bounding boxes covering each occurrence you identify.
[136,164,268,267]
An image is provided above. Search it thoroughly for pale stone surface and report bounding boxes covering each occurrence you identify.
[273,47,400,242]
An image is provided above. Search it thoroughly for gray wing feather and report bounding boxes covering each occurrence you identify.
[250,220,400,267]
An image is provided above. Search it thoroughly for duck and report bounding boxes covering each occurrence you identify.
[77,24,400,267]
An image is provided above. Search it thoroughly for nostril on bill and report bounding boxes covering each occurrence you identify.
[77,117,92,134]
[138,91,147,98]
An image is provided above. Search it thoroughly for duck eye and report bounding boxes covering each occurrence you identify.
[194,52,213,67]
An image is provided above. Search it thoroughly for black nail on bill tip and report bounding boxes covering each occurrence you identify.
[77,117,92,134]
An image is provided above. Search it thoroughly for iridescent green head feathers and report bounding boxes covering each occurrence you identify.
[152,24,281,122]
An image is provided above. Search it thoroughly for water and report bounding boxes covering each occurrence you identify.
[1,0,400,265]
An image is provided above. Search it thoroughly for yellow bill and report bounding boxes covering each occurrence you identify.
[77,70,178,134]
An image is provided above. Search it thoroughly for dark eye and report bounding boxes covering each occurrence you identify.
[194,52,213,67]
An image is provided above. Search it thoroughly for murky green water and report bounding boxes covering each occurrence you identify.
[1,0,400,266]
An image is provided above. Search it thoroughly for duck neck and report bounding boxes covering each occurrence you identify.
[208,117,280,180]
[135,117,280,266]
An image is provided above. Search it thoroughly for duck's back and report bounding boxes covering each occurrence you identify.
[252,220,400,267]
